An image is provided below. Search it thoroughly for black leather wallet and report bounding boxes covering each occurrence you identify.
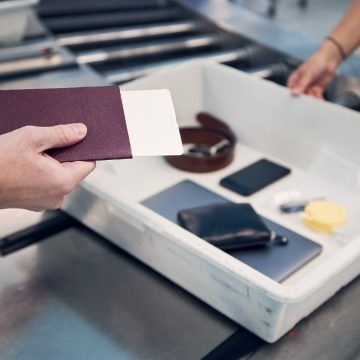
[177,203,274,250]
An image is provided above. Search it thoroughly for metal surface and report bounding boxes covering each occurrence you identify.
[248,276,360,360]
[0,39,106,90]
[0,226,237,360]
[76,34,219,65]
[39,0,277,87]
[0,41,56,62]
[0,211,75,256]
[42,8,184,34]
[0,210,359,359]
[0,1,359,358]
[178,0,360,77]
[37,0,170,17]
[0,65,107,90]
[23,10,48,40]
[248,61,291,80]
[104,47,250,84]
[326,76,360,105]
[0,41,75,78]
[178,0,317,61]
[0,209,46,239]
[0,0,37,10]
[335,91,360,112]
[0,52,73,77]
[56,21,197,47]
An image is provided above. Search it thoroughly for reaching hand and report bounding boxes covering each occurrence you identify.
[0,123,95,211]
[287,41,342,99]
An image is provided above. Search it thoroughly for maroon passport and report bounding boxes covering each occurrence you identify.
[0,86,132,162]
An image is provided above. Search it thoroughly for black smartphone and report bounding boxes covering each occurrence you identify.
[220,158,291,196]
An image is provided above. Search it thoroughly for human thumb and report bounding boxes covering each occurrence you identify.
[33,123,87,151]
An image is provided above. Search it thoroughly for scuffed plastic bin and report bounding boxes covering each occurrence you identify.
[64,62,360,342]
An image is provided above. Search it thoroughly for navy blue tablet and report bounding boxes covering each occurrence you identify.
[141,180,322,282]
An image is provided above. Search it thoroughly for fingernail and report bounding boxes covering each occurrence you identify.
[72,123,87,136]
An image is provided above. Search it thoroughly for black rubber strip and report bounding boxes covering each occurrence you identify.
[0,211,78,256]
[202,327,264,360]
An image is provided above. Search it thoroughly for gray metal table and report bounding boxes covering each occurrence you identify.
[0,222,238,360]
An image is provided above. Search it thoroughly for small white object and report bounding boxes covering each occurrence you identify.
[121,89,183,157]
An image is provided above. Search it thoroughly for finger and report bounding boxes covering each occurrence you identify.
[36,196,65,211]
[287,67,310,96]
[314,63,337,93]
[30,123,87,151]
[317,73,334,90]
[61,161,96,185]
[287,70,301,91]
[305,87,317,97]
[290,69,314,96]
[311,86,324,99]
[45,196,65,210]
[305,86,324,100]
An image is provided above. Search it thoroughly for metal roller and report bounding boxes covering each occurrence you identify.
[0,42,53,62]
[56,21,197,47]
[38,0,169,17]
[104,47,252,84]
[42,8,183,33]
[0,43,75,78]
[335,90,360,112]
[76,34,220,65]
[0,54,75,78]
[248,61,291,80]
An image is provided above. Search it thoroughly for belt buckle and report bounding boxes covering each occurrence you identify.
[184,139,231,158]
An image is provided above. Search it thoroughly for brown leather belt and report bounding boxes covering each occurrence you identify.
[165,112,236,173]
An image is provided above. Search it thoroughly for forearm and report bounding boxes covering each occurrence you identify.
[328,0,360,56]
[287,0,360,96]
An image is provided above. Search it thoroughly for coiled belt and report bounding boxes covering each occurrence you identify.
[165,112,236,173]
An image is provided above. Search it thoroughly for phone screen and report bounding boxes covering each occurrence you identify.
[220,159,291,196]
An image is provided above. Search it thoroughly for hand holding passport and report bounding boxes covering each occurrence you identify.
[0,86,182,211]
[0,86,182,161]
[0,122,95,211]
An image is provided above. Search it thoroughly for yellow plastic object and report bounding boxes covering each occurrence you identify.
[304,200,347,234]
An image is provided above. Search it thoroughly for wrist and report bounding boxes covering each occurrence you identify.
[318,38,344,65]
[0,172,9,209]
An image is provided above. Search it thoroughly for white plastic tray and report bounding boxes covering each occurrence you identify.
[64,63,360,342]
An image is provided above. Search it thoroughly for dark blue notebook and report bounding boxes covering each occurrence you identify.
[141,180,322,282]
